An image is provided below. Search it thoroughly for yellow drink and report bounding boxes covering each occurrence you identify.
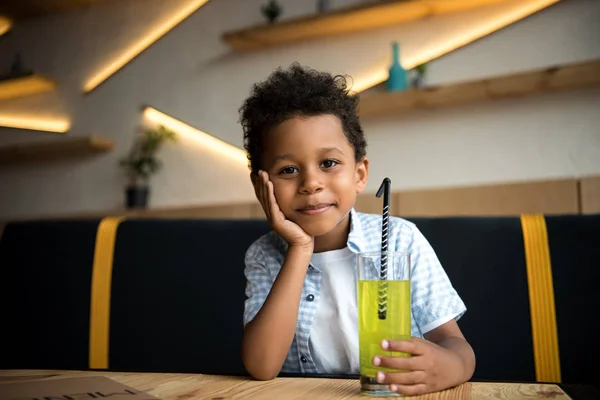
[358,280,411,378]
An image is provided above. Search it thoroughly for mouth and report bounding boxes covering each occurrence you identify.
[297,203,333,215]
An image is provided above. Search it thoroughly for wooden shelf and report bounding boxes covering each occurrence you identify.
[0,136,114,164]
[358,58,600,119]
[0,73,56,101]
[222,0,511,52]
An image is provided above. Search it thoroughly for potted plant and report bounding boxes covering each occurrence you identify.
[411,62,428,88]
[119,125,177,209]
[261,0,282,23]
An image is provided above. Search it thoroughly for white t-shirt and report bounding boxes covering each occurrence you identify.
[308,247,360,374]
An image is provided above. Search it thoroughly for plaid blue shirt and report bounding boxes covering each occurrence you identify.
[243,209,467,373]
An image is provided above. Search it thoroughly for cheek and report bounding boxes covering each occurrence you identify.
[272,181,295,203]
[330,170,356,188]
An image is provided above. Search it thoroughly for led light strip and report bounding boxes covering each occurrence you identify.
[143,107,247,165]
[0,115,70,133]
[83,0,209,93]
[0,16,11,36]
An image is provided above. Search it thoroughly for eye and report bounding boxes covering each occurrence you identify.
[279,166,298,175]
[321,159,339,169]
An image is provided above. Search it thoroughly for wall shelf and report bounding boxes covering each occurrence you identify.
[0,136,114,164]
[222,0,511,52]
[358,58,600,119]
[0,73,56,100]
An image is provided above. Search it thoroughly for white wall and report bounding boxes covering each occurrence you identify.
[0,0,598,219]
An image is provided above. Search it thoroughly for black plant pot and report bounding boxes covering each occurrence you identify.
[125,186,149,209]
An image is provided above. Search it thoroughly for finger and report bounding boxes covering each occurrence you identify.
[382,339,425,356]
[376,370,424,386]
[373,355,420,371]
[260,171,271,220]
[266,180,282,222]
[252,172,267,214]
[263,172,273,221]
[388,383,428,397]
[254,171,267,215]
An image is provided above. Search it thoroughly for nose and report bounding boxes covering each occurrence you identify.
[299,168,324,195]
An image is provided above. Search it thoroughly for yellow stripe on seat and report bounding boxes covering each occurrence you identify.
[89,217,125,369]
[520,214,561,383]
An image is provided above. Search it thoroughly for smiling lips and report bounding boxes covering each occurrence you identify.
[297,203,333,215]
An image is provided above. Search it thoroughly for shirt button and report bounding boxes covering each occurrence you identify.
[306,294,315,301]
[301,356,308,363]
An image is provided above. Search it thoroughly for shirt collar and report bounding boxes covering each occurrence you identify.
[347,208,365,254]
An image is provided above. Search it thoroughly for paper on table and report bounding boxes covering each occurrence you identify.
[0,376,161,400]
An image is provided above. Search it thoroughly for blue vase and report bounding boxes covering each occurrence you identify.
[387,42,408,92]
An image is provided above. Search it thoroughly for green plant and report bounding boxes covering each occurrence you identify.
[261,0,282,23]
[119,125,177,187]
[415,62,427,76]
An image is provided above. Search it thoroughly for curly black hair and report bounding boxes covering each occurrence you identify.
[239,63,367,173]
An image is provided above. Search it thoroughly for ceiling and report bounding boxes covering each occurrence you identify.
[0,0,121,21]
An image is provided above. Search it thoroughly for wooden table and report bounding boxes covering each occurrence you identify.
[0,370,572,399]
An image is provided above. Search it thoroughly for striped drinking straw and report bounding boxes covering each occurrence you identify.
[376,177,391,320]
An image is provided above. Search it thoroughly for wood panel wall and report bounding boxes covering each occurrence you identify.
[2,176,598,223]
[128,202,264,219]
[580,176,600,215]
[392,178,580,217]
[114,177,588,219]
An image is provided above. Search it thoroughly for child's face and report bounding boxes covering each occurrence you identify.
[260,114,368,237]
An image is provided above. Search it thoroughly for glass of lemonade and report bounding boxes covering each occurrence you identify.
[357,251,411,397]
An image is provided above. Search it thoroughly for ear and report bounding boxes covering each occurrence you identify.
[355,157,369,194]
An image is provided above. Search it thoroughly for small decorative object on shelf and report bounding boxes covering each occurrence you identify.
[0,52,32,81]
[10,53,27,76]
[261,0,283,24]
[119,125,177,209]
[317,0,331,13]
[411,62,428,88]
[386,41,408,92]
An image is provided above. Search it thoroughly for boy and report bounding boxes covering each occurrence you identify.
[238,63,475,396]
